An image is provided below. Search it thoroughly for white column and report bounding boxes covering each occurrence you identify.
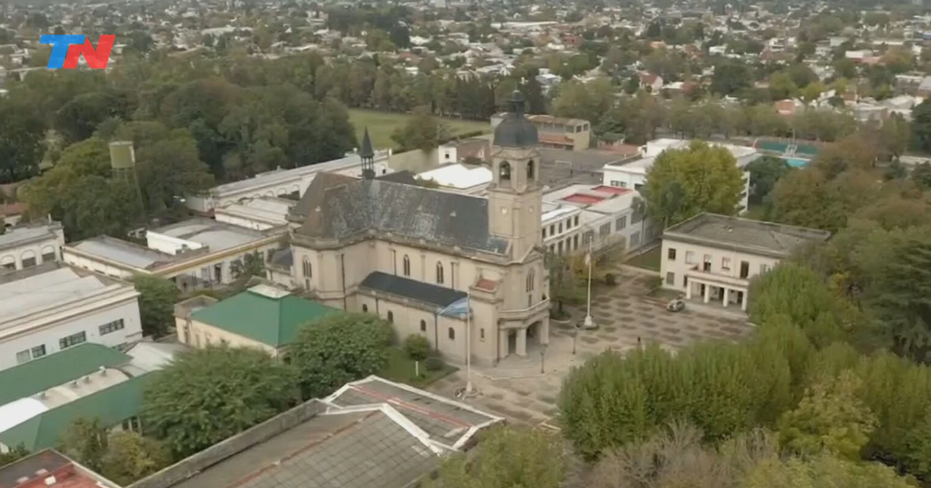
[703,284,710,304]
[539,318,550,345]
[516,328,527,357]
[722,288,730,308]
[685,279,692,300]
[741,289,749,311]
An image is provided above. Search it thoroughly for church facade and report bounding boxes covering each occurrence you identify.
[285,92,550,366]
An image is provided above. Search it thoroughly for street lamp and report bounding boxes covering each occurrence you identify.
[583,237,595,329]
[573,321,580,355]
[540,343,548,374]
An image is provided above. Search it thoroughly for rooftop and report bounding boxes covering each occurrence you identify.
[0,374,154,452]
[68,235,179,270]
[0,450,119,488]
[0,343,131,408]
[190,286,342,348]
[152,218,269,252]
[607,139,759,173]
[663,213,832,257]
[0,266,136,333]
[360,272,467,309]
[215,197,296,226]
[415,164,492,190]
[0,223,61,251]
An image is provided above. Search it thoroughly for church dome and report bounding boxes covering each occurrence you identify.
[493,91,538,148]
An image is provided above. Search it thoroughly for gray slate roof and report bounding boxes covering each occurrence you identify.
[360,271,466,308]
[663,213,831,256]
[298,179,509,255]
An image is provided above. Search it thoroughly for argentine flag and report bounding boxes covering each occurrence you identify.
[440,296,470,318]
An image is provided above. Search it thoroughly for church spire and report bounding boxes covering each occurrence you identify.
[360,127,375,180]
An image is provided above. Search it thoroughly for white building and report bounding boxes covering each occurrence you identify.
[660,214,831,311]
[0,222,65,272]
[0,264,143,371]
[542,184,654,254]
[415,163,492,195]
[185,151,391,214]
[601,138,756,213]
[214,196,297,231]
[63,218,283,292]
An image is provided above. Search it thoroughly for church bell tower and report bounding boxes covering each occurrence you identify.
[487,91,542,259]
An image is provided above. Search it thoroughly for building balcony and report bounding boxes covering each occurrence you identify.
[685,266,750,289]
[498,298,551,322]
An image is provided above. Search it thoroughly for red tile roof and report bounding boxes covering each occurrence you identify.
[592,185,631,195]
[475,278,498,291]
[563,193,606,204]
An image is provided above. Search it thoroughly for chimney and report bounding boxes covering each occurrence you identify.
[82,376,90,384]
[99,366,106,376]
[44,476,57,486]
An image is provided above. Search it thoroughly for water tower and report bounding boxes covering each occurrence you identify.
[109,141,145,220]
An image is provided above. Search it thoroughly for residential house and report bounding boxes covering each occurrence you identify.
[125,376,503,488]
[637,71,664,92]
[173,285,341,359]
[526,115,591,151]
[660,213,831,310]
[0,264,142,371]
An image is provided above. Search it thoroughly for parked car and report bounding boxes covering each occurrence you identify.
[666,299,685,313]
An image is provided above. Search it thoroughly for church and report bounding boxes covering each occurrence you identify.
[283,91,550,366]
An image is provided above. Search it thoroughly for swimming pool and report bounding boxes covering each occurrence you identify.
[784,157,808,168]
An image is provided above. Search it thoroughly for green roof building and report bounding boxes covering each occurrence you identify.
[0,344,131,407]
[180,285,341,355]
[0,373,155,451]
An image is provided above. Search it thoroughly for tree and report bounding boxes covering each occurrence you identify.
[55,90,131,145]
[391,108,446,151]
[0,99,46,184]
[643,140,744,228]
[132,274,179,338]
[141,345,298,457]
[912,163,931,189]
[424,426,566,488]
[289,313,391,399]
[912,98,931,153]
[778,371,876,461]
[230,251,265,280]
[711,60,751,96]
[59,418,109,472]
[99,432,173,486]
[546,252,584,316]
[766,169,846,232]
[747,156,791,205]
[404,334,430,361]
[0,444,29,469]
[743,454,914,488]
[865,229,931,363]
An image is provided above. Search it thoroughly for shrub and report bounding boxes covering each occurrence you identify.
[647,275,663,290]
[425,356,445,372]
[605,273,617,286]
[404,334,431,361]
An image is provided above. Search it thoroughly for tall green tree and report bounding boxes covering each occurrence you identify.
[0,99,45,184]
[391,107,448,152]
[99,432,173,486]
[59,418,110,473]
[141,345,298,457]
[424,426,566,488]
[743,454,914,488]
[289,313,391,399]
[642,140,744,228]
[747,156,791,205]
[0,444,30,469]
[132,274,179,338]
[912,98,931,153]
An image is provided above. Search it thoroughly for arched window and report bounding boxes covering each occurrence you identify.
[436,262,444,284]
[362,304,368,313]
[448,328,455,340]
[499,162,511,181]
[420,319,427,332]
[20,250,35,268]
[302,256,312,278]
[387,311,394,323]
[527,159,535,179]
[403,255,411,276]
[526,270,535,292]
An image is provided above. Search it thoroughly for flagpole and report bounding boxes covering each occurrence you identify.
[466,291,473,393]
[584,236,593,328]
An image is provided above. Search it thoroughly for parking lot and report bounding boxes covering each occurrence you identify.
[428,270,755,427]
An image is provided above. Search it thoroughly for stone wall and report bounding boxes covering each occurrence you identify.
[127,400,327,488]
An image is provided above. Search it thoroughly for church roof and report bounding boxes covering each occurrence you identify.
[493,91,538,148]
[360,272,467,308]
[294,179,509,255]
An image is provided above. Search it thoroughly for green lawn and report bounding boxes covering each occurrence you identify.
[379,347,458,388]
[627,246,662,272]
[348,109,491,150]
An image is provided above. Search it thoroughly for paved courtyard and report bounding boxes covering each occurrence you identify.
[428,269,755,428]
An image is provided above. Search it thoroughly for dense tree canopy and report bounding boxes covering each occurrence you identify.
[643,140,744,228]
[141,345,299,457]
[289,313,392,399]
[132,274,179,338]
